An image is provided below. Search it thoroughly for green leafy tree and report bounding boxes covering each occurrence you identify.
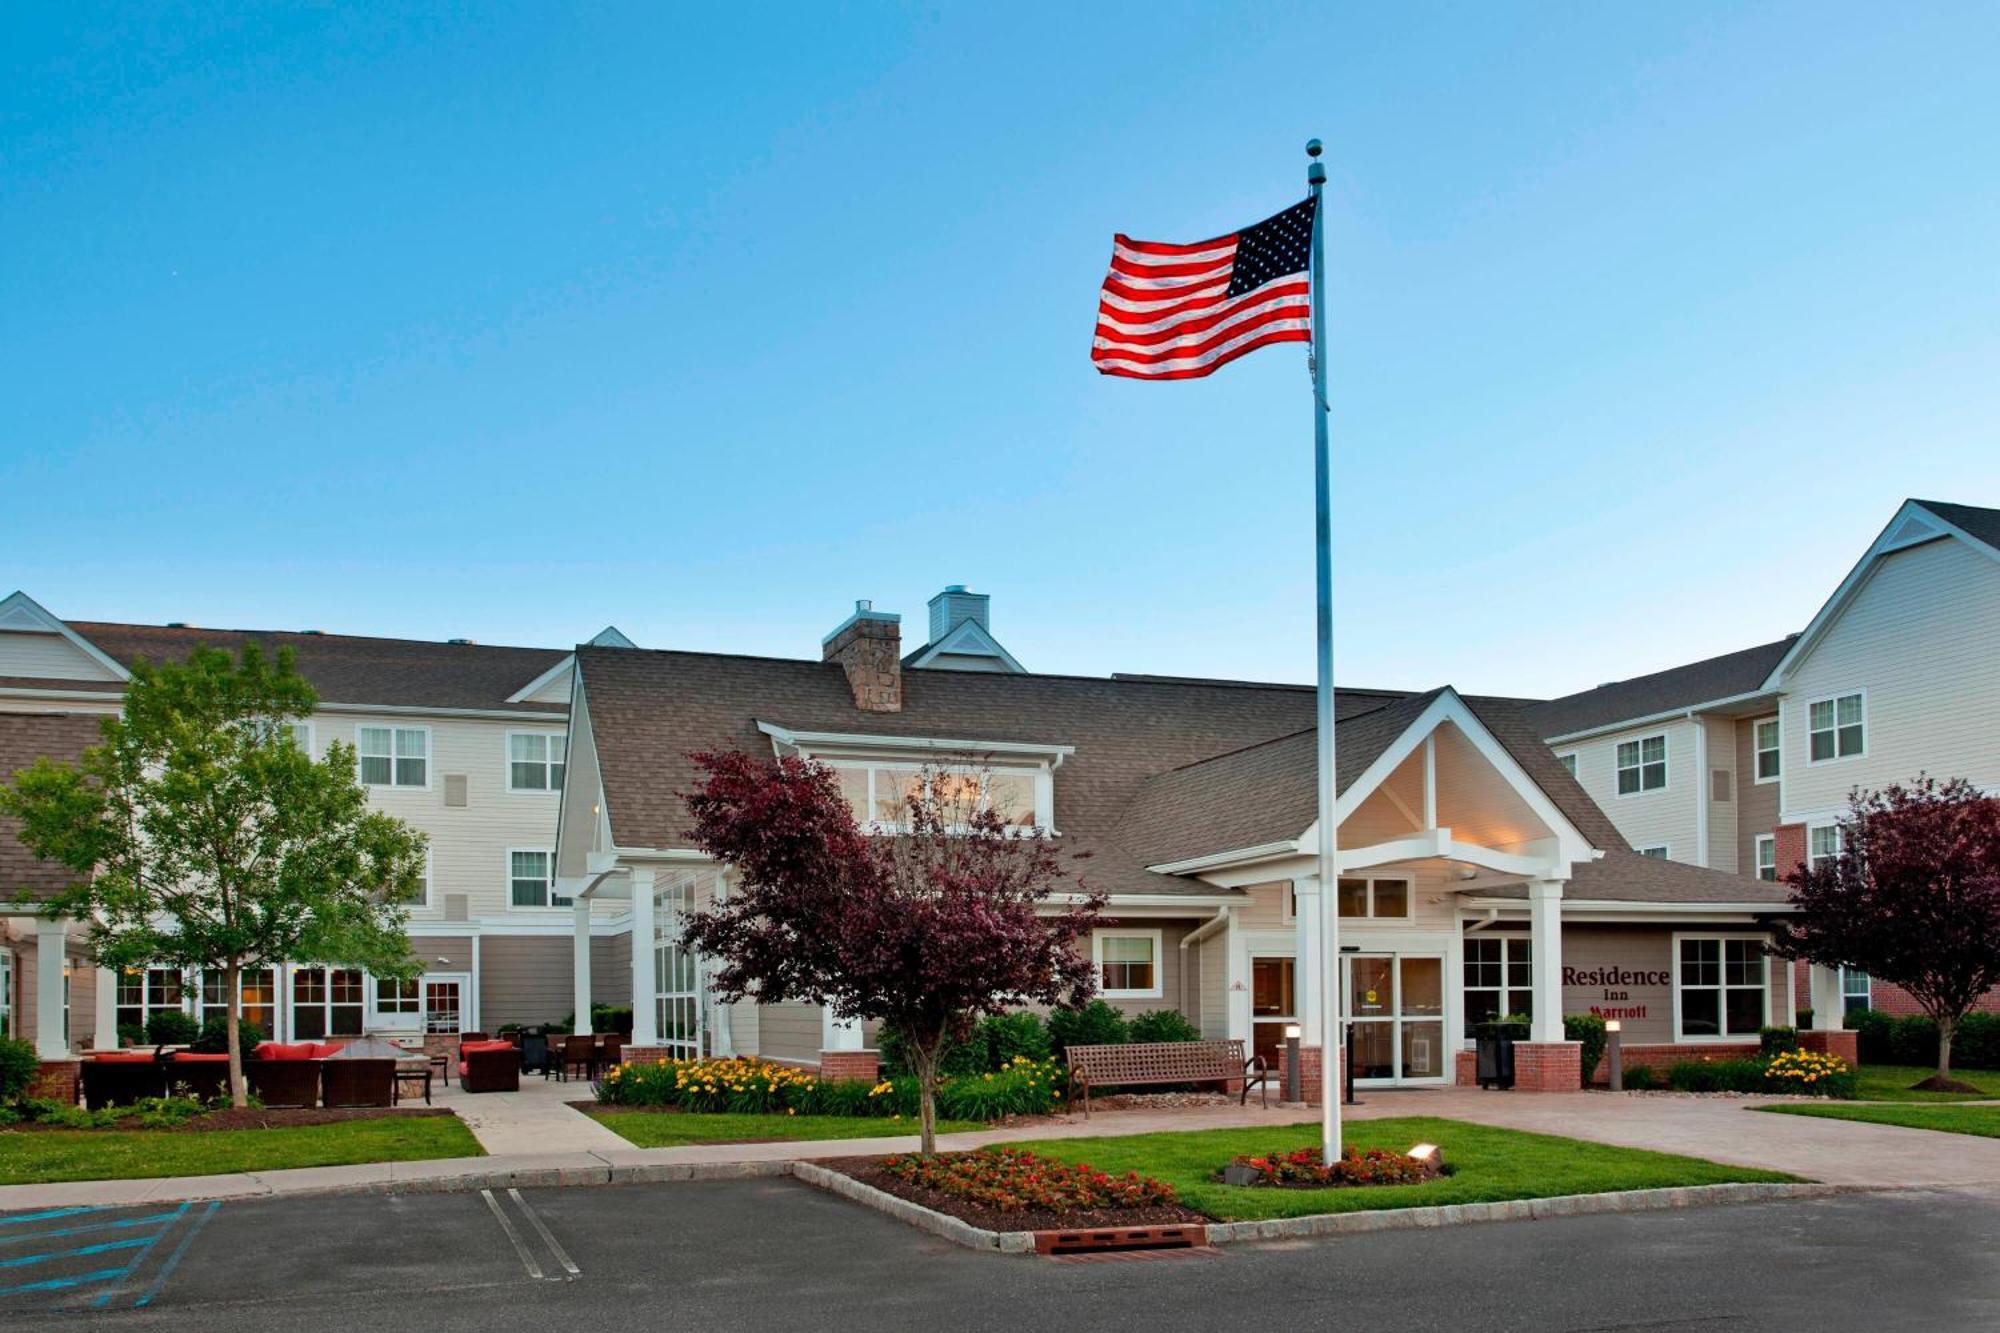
[0,643,425,1106]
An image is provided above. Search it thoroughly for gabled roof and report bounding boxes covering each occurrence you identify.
[1527,637,1794,740]
[56,622,571,714]
[1910,499,2000,555]
[902,618,1027,673]
[1482,848,1789,906]
[0,711,104,907]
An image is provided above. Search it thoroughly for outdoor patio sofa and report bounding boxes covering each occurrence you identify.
[81,1043,344,1109]
[320,1057,397,1108]
[459,1039,521,1093]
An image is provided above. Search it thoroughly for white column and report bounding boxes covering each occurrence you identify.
[572,897,593,1036]
[34,917,68,1059]
[821,1010,863,1052]
[1808,964,1843,1031]
[629,868,658,1047]
[1225,908,1252,1045]
[1528,880,1565,1043]
[1293,879,1323,1034]
[92,964,117,1052]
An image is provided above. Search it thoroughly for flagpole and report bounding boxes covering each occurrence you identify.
[1306,138,1340,1164]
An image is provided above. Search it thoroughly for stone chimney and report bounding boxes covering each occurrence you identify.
[822,599,902,712]
[927,585,990,644]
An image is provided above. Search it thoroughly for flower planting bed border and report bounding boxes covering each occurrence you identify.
[789,1159,1856,1257]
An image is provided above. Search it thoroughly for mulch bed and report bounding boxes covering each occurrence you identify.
[817,1156,1210,1233]
[10,1107,454,1133]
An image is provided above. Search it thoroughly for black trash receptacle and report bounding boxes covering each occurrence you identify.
[1475,1020,1530,1090]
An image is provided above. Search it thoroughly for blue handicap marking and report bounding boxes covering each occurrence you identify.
[0,1235,154,1270]
[0,1199,219,1310]
[0,1206,105,1228]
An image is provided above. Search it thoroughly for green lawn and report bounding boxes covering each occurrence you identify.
[1758,1103,2000,1139]
[1853,1064,2000,1103]
[587,1109,984,1147]
[0,1115,485,1186]
[1008,1117,1799,1222]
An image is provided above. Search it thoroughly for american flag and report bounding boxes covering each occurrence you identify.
[1091,196,1316,380]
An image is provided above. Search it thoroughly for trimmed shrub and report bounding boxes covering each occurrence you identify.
[1047,1000,1128,1056]
[934,1057,1066,1120]
[1563,1014,1606,1084]
[1759,1026,1800,1056]
[145,1010,200,1046]
[975,1011,1053,1068]
[117,1023,146,1049]
[0,1037,40,1103]
[877,1025,984,1079]
[1846,1007,1895,1063]
[1956,1013,2000,1069]
[1128,1009,1202,1045]
[1620,1064,1661,1091]
[192,1015,267,1054]
[1664,1058,1767,1094]
[1662,1053,1855,1097]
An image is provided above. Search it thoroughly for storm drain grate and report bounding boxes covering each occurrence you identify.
[1033,1224,1205,1256]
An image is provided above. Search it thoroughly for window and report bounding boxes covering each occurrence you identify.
[0,950,10,1038]
[376,977,420,1016]
[1754,834,1777,882]
[1807,693,1864,763]
[1676,937,1767,1038]
[115,967,188,1036]
[200,968,275,1034]
[829,762,1045,831]
[1557,754,1578,778]
[507,732,567,792]
[388,847,432,908]
[1462,937,1532,1030]
[291,967,364,1039]
[358,725,428,788]
[1637,846,1670,860]
[1093,931,1161,999]
[508,849,569,908]
[1616,734,1667,795]
[1335,877,1411,920]
[1841,967,1872,1016]
[1753,718,1780,782]
[1809,824,1843,871]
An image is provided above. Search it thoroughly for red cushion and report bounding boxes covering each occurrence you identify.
[462,1040,514,1054]
[306,1042,342,1059]
[171,1052,230,1063]
[457,1062,470,1078]
[93,1051,157,1063]
[261,1043,319,1061]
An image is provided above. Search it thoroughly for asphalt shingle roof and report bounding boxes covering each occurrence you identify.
[1915,499,2000,553]
[1524,637,1795,739]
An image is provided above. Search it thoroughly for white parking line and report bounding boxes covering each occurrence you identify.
[507,1190,581,1278]
[480,1190,544,1281]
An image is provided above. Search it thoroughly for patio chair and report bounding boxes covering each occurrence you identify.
[81,1054,168,1110]
[518,1032,551,1078]
[246,1059,323,1108]
[598,1035,624,1071]
[459,1042,521,1093]
[321,1058,397,1108]
[162,1052,231,1104]
[558,1034,597,1082]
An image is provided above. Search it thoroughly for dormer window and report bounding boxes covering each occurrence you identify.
[828,761,1048,832]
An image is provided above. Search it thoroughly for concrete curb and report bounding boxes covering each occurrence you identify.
[310,1159,798,1198]
[785,1167,1857,1255]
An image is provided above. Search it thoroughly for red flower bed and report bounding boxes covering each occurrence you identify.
[880,1147,1177,1214]
[1230,1146,1437,1187]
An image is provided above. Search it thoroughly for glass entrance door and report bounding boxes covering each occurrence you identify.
[1341,953,1447,1084]
[1250,956,1296,1068]
[422,977,466,1035]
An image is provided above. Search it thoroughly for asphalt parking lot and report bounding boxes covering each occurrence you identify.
[3,1177,1998,1331]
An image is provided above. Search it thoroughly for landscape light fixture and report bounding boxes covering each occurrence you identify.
[1284,1024,1304,1102]
[1605,1019,1624,1092]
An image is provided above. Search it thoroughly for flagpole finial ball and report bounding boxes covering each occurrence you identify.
[1305,138,1323,158]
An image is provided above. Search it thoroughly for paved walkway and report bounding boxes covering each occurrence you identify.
[8,1081,2000,1211]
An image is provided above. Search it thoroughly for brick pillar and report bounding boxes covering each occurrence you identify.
[619,1046,679,1067]
[30,1060,80,1106]
[1275,1044,1340,1105]
[1455,1049,1478,1087]
[1512,1041,1583,1092]
[1799,1029,1860,1064]
[819,1049,880,1084]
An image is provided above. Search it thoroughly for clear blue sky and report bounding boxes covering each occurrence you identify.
[4,4,1995,698]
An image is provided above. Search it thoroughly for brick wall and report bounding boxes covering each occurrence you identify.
[30,1060,80,1106]
[1512,1041,1582,1092]
[819,1049,880,1084]
[1800,1029,1860,1063]
[1774,822,1806,881]
[1593,1042,1760,1083]
[1274,1044,1341,1105]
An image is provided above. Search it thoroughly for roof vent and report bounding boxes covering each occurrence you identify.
[448,638,474,645]
[299,629,324,636]
[165,621,187,629]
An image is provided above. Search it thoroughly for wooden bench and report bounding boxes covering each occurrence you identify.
[1064,1039,1269,1116]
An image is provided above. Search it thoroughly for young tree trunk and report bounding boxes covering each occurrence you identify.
[1938,1015,1957,1083]
[225,960,247,1109]
[910,1044,940,1157]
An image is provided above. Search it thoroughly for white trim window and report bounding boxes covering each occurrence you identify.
[1753,717,1780,783]
[290,967,365,1039]
[115,966,189,1038]
[508,848,569,909]
[507,731,567,792]
[200,968,277,1035]
[1809,824,1843,871]
[1807,692,1864,763]
[0,948,11,1039]
[1840,967,1872,1016]
[1336,876,1411,920]
[1093,930,1162,999]
[1616,734,1667,795]
[1675,936,1767,1039]
[1637,846,1670,860]
[358,725,429,788]
[1754,834,1777,882]
[1557,753,1578,778]
[1462,936,1532,1029]
[827,761,1050,832]
[375,976,421,1023]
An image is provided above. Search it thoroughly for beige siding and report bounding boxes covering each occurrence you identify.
[1199,930,1228,1038]
[1235,881,1289,929]
[478,935,573,1030]
[759,1001,822,1062]
[590,932,631,1012]
[0,632,121,681]
[1562,924,1785,1044]
[1735,716,1780,875]
[728,1000,760,1055]
[1702,715,1738,872]
[1561,718,1701,862]
[1783,537,2000,818]
[1086,921,1198,1020]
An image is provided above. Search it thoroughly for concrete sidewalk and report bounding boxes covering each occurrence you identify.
[7,1084,2000,1212]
